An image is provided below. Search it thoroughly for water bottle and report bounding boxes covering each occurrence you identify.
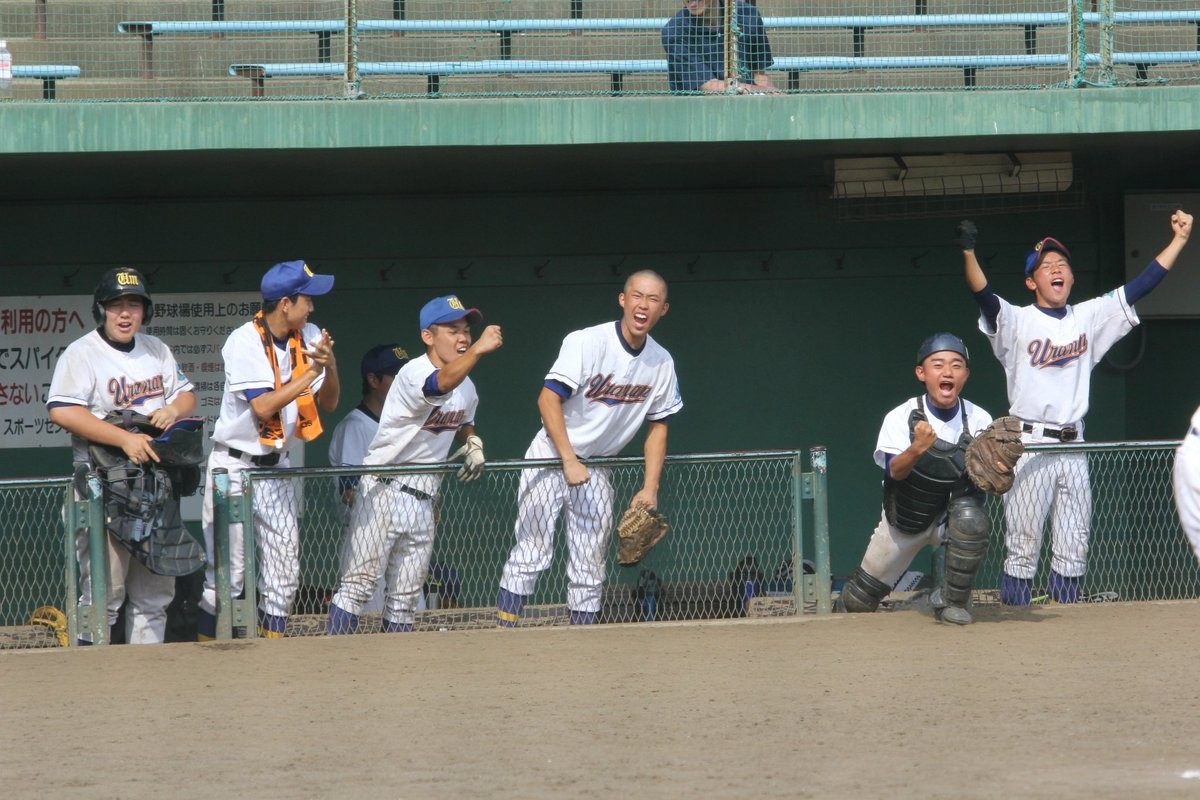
[0,40,12,100]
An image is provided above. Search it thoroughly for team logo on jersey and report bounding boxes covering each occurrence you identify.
[422,406,467,433]
[108,374,166,407]
[1027,333,1088,369]
[583,373,653,406]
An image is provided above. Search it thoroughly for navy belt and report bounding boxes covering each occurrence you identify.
[1023,423,1078,442]
[378,476,433,501]
[225,447,282,467]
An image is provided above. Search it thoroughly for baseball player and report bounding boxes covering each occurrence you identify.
[47,267,197,644]
[196,260,340,640]
[496,270,683,626]
[960,210,1192,604]
[328,343,409,614]
[326,295,502,634]
[837,333,994,625]
[1172,406,1200,567]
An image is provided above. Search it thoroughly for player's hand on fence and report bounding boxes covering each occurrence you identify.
[955,219,978,250]
[562,457,590,486]
[474,324,503,355]
[451,435,485,481]
[1171,209,1192,241]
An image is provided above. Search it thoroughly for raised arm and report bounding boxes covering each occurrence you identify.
[958,220,988,292]
[1156,209,1193,271]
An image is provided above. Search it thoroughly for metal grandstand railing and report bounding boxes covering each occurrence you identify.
[0,0,1197,100]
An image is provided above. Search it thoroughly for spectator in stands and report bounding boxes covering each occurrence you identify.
[662,0,777,93]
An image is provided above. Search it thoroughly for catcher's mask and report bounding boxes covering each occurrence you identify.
[93,267,154,324]
[915,332,970,367]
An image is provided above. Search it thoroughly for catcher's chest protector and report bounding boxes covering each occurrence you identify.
[884,400,973,534]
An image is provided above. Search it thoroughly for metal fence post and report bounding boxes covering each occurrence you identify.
[238,477,258,638]
[213,468,234,640]
[63,483,81,646]
[809,445,831,614]
[84,473,109,645]
[1068,0,1087,87]
[345,0,360,97]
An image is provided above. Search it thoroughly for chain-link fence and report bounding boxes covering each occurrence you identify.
[0,477,74,648]
[224,449,830,638]
[1,0,1197,100]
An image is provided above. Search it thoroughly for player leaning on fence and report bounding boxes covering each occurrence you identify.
[959,211,1192,605]
[47,268,198,644]
[496,270,683,627]
[196,261,340,640]
[326,295,502,634]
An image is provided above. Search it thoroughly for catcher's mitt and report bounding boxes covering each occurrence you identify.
[29,604,69,647]
[616,504,669,566]
[965,416,1025,495]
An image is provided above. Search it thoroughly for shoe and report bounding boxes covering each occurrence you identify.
[1048,570,1080,603]
[939,605,973,625]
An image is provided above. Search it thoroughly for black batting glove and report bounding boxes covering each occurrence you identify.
[955,220,978,250]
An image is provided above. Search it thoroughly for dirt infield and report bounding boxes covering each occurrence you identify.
[3,600,1199,799]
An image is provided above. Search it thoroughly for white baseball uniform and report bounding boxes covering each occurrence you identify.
[981,290,1137,579]
[48,328,194,644]
[327,403,387,613]
[199,319,327,626]
[499,321,683,613]
[330,354,477,625]
[858,396,993,586]
[1173,406,1200,566]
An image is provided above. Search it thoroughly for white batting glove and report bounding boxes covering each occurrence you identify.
[451,435,485,481]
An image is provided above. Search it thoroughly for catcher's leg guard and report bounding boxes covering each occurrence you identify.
[326,604,359,635]
[1049,570,1080,603]
[1000,573,1032,606]
[836,567,891,613]
[569,610,597,625]
[496,587,525,628]
[257,610,286,639]
[944,495,990,609]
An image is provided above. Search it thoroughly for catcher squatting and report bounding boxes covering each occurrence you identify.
[836,333,1023,625]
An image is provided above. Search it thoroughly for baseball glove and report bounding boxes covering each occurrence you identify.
[616,504,669,566]
[29,604,69,647]
[965,416,1025,495]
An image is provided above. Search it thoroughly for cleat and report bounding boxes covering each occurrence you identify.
[938,605,973,625]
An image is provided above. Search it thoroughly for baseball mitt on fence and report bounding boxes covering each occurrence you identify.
[616,504,669,566]
[29,604,68,647]
[965,416,1025,495]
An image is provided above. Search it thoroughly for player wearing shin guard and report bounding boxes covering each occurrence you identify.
[837,334,995,625]
[960,211,1192,604]
[326,296,501,634]
[497,270,682,627]
[197,261,340,640]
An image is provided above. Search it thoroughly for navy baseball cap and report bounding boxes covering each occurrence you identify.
[1024,236,1071,276]
[261,260,335,301]
[360,344,409,378]
[419,295,482,330]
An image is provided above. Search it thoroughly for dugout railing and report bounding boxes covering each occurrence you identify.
[3,440,1199,647]
[215,448,832,639]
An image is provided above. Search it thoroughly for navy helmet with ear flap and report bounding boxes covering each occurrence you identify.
[915,332,969,367]
[92,267,154,324]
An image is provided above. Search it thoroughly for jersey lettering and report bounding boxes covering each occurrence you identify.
[422,406,466,433]
[583,373,653,406]
[108,374,166,407]
[1027,333,1088,369]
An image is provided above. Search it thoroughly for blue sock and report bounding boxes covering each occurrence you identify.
[999,573,1032,605]
[569,610,597,625]
[197,608,217,640]
[496,587,525,628]
[1049,571,1080,603]
[257,610,287,638]
[381,618,414,633]
[326,604,359,635]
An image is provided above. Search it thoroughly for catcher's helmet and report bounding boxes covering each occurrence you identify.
[92,267,154,324]
[915,332,969,366]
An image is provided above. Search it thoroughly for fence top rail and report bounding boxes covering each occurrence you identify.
[242,449,807,479]
[126,10,1200,37]
[0,476,73,490]
[1025,438,1184,454]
